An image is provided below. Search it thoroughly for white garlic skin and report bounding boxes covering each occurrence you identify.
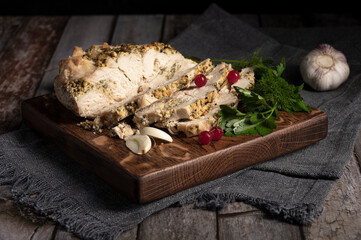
[300,44,350,91]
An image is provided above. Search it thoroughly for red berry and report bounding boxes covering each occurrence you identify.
[198,131,212,145]
[227,70,240,84]
[194,74,207,87]
[210,126,223,141]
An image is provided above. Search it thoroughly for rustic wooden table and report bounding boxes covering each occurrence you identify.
[0,13,361,240]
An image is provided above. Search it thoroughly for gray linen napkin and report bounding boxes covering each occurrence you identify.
[1,4,361,240]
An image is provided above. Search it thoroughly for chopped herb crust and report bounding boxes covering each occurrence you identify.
[83,42,178,67]
[65,79,115,98]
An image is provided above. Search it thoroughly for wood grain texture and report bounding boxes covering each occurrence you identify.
[218,201,259,214]
[31,224,56,240]
[54,228,80,240]
[218,211,303,240]
[115,226,137,240]
[0,16,22,53]
[0,185,56,240]
[138,204,217,240]
[302,154,361,239]
[354,130,361,169]
[0,16,68,134]
[21,93,328,203]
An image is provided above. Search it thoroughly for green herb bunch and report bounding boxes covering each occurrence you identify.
[214,53,311,137]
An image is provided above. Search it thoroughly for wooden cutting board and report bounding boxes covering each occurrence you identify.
[21,93,328,203]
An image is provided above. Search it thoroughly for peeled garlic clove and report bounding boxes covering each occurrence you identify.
[125,134,152,154]
[300,44,350,91]
[140,127,173,142]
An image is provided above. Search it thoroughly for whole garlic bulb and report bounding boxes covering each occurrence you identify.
[300,44,350,91]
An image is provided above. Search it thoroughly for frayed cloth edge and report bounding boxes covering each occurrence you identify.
[191,192,322,225]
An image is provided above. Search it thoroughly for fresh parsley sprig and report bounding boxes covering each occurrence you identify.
[219,87,278,136]
[217,54,311,137]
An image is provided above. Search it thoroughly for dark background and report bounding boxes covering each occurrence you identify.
[1,0,361,15]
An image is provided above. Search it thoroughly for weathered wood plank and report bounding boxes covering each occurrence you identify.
[111,15,164,45]
[218,211,303,240]
[54,227,80,240]
[0,185,12,200]
[0,15,117,240]
[0,16,68,134]
[35,15,116,97]
[0,16,22,52]
[0,213,39,240]
[31,224,56,240]
[354,129,361,169]
[217,201,260,214]
[0,185,55,240]
[52,224,137,240]
[138,204,217,240]
[302,153,361,239]
[116,226,138,240]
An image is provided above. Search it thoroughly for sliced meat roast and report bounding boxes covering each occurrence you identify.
[54,42,197,118]
[54,42,255,138]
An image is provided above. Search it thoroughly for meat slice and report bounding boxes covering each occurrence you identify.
[156,67,256,137]
[132,86,218,128]
[231,66,255,92]
[96,58,214,128]
[54,42,194,118]
[169,88,239,137]
[133,62,232,129]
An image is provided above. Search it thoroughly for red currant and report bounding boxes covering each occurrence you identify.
[198,131,212,145]
[194,74,207,87]
[227,70,240,84]
[210,126,223,141]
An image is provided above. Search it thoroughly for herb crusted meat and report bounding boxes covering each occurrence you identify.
[54,42,196,118]
[54,42,255,138]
